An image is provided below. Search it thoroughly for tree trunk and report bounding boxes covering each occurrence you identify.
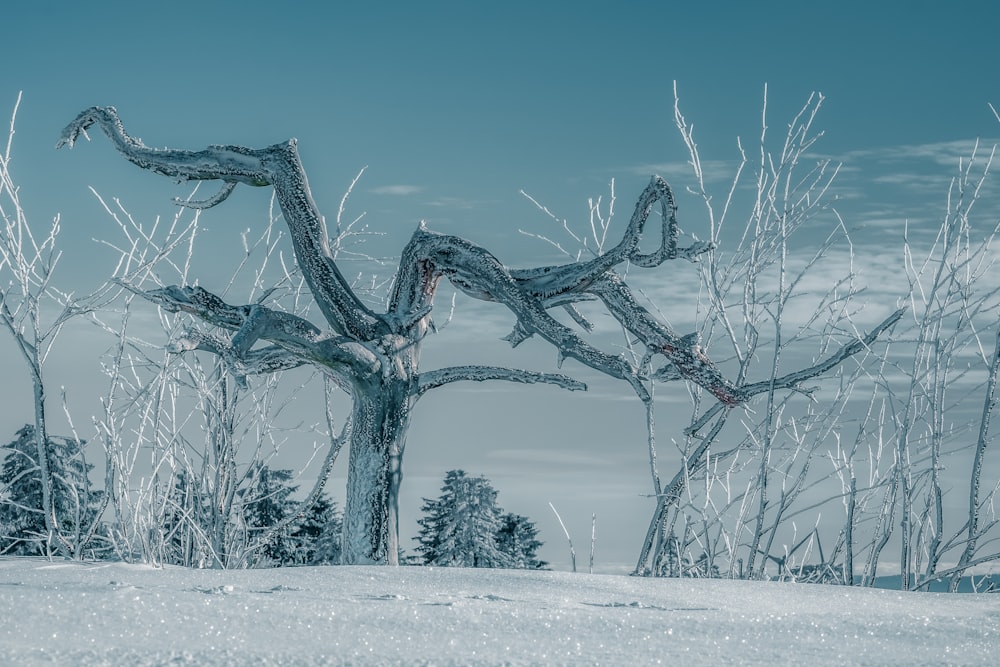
[341,371,414,566]
[32,369,69,558]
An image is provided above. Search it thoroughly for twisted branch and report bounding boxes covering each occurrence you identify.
[59,106,384,340]
[63,108,742,408]
[389,225,651,401]
[139,284,376,379]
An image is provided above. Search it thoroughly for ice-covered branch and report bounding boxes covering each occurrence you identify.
[389,225,649,400]
[385,177,735,405]
[167,329,308,380]
[174,181,238,210]
[413,366,587,397]
[684,307,907,437]
[739,307,906,397]
[510,177,713,300]
[58,106,384,340]
[588,274,744,406]
[137,284,375,377]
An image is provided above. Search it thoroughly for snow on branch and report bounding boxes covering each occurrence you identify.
[510,177,712,301]
[136,283,374,379]
[59,107,383,340]
[389,225,650,401]
[587,274,743,406]
[167,329,308,383]
[413,366,587,397]
[683,307,906,437]
[62,106,746,409]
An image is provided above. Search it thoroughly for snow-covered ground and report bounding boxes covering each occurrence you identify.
[1,557,997,666]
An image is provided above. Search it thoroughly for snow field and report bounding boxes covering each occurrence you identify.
[1,557,998,666]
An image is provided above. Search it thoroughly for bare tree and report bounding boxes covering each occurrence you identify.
[619,86,1000,591]
[58,106,767,565]
[0,93,110,557]
[630,87,905,578]
[90,192,347,568]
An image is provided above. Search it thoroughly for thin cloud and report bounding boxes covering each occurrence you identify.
[369,184,423,196]
[424,196,487,209]
[627,159,737,184]
[831,139,1000,168]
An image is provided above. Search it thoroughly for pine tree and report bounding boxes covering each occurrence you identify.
[241,465,298,565]
[497,512,547,569]
[415,470,513,568]
[291,494,343,565]
[159,470,207,567]
[0,425,103,556]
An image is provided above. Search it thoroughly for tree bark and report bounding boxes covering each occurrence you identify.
[342,376,413,565]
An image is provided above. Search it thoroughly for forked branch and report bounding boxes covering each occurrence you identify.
[63,107,741,408]
[58,106,383,340]
[138,283,375,380]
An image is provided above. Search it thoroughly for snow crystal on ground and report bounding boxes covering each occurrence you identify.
[1,557,997,665]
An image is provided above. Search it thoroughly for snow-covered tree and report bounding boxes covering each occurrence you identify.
[496,512,546,570]
[241,465,298,565]
[416,470,512,568]
[291,494,342,565]
[1,94,112,559]
[0,425,104,556]
[58,104,900,568]
[56,108,749,566]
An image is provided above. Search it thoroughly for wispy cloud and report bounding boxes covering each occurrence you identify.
[626,159,738,185]
[369,184,423,196]
[423,196,491,210]
[833,139,1000,167]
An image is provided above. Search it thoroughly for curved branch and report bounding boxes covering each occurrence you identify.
[59,106,385,340]
[589,273,744,406]
[389,225,649,401]
[413,365,587,397]
[509,177,712,301]
[142,284,252,329]
[629,177,680,268]
[174,181,238,210]
[684,306,907,437]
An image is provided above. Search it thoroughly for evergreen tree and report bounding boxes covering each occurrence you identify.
[291,494,343,565]
[415,470,513,568]
[159,470,207,567]
[0,425,103,556]
[241,465,298,564]
[497,512,547,569]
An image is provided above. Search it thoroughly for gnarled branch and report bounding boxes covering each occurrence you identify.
[168,329,308,384]
[587,273,744,406]
[389,225,650,401]
[509,176,713,300]
[59,106,384,340]
[138,283,378,379]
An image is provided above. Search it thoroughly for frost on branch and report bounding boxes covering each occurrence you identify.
[60,106,747,565]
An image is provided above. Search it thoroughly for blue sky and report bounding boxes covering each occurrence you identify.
[3,1,1000,570]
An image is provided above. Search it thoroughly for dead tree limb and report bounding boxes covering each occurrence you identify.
[60,106,745,564]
